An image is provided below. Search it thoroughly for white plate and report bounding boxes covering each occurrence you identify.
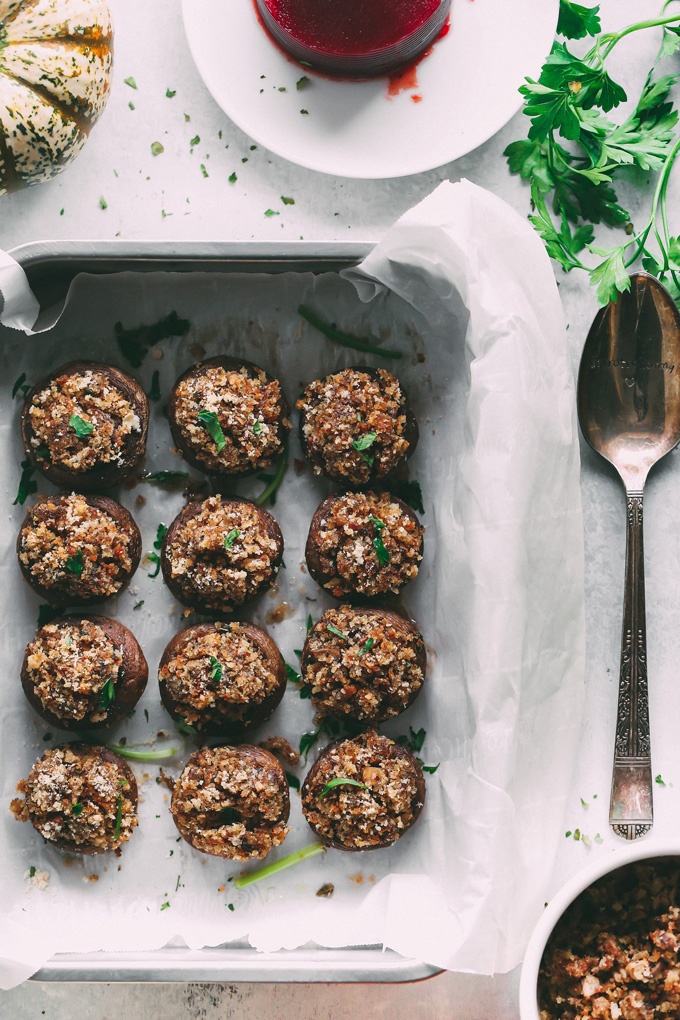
[182,0,558,179]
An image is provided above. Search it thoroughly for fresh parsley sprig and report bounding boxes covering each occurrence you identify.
[506,1,680,304]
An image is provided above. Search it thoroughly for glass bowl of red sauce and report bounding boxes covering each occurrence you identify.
[254,0,452,78]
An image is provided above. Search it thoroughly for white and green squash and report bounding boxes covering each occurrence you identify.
[0,0,113,195]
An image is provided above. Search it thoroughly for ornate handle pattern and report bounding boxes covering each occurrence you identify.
[609,492,653,840]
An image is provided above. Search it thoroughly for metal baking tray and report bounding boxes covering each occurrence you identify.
[6,239,442,985]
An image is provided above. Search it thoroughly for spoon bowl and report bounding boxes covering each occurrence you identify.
[577,272,680,839]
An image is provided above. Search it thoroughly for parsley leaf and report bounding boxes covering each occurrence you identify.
[224,528,240,550]
[13,461,37,506]
[65,550,84,575]
[318,777,367,799]
[326,623,348,639]
[98,678,116,709]
[357,637,374,657]
[69,413,94,438]
[557,1,601,40]
[210,655,223,685]
[197,409,226,452]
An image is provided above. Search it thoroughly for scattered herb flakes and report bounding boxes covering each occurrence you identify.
[373,532,389,565]
[580,797,589,808]
[160,901,170,911]
[13,460,37,506]
[29,866,36,878]
[300,109,309,115]
[98,677,115,709]
[154,524,168,550]
[241,157,248,163]
[296,76,310,90]
[278,86,286,92]
[318,777,367,799]
[65,633,72,649]
[69,413,94,438]
[65,550,84,575]
[286,772,301,791]
[200,164,209,177]
[298,305,402,360]
[299,728,321,762]
[264,209,280,217]
[228,903,235,911]
[184,113,190,121]
[326,623,348,640]
[147,370,161,401]
[128,101,135,110]
[353,433,377,452]
[147,552,161,578]
[197,409,226,451]
[38,604,59,628]
[565,830,572,838]
[224,528,240,550]
[124,76,137,89]
[357,637,374,657]
[151,141,164,155]
[416,758,440,775]
[228,172,237,183]
[143,470,189,486]
[210,655,223,686]
[573,828,581,841]
[656,774,667,786]
[144,709,149,724]
[396,726,426,754]
[70,802,83,816]
[190,134,200,146]
[11,372,27,399]
[581,833,593,847]
[115,311,191,369]
[99,196,108,210]
[285,662,301,684]
[252,420,262,435]
[393,479,425,515]
[166,88,176,98]
[595,833,604,843]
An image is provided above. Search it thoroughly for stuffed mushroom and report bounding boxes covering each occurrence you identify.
[10,744,138,854]
[171,745,290,860]
[296,367,418,487]
[305,490,424,599]
[161,495,283,614]
[301,605,426,723]
[21,361,149,490]
[17,493,142,606]
[21,616,148,731]
[168,356,290,477]
[301,730,425,851]
[159,621,286,736]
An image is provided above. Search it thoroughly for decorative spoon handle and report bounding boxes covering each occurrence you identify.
[609,490,653,840]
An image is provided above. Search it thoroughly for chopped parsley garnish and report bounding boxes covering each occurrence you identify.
[655,774,667,786]
[285,772,300,791]
[133,600,145,610]
[224,528,240,550]
[69,413,94,438]
[228,902,235,911]
[353,432,377,452]
[65,550,84,575]
[393,479,425,515]
[285,662,302,684]
[160,900,170,910]
[166,88,176,98]
[200,164,209,178]
[219,806,238,824]
[151,141,164,155]
[147,553,161,578]
[70,802,83,815]
[29,866,36,877]
[99,678,116,709]
[114,791,123,841]
[124,76,137,89]
[326,623,348,640]
[154,524,168,550]
[264,209,279,217]
[115,311,190,368]
[416,758,440,774]
[228,172,237,183]
[318,777,368,799]
[13,461,37,506]
[296,76,310,89]
[147,370,161,401]
[197,409,226,452]
[65,632,72,648]
[357,637,374,657]
[190,134,200,146]
[396,726,427,753]
[143,470,189,486]
[99,196,108,210]
[373,532,389,565]
[252,420,262,435]
[210,655,223,685]
[281,196,295,205]
[298,305,402,360]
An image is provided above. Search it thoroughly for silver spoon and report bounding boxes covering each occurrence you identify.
[577,272,680,840]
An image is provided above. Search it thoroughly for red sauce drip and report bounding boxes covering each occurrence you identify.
[261,0,442,53]
[387,64,419,96]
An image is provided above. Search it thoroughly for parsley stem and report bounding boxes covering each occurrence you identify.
[233,842,326,889]
[108,745,180,761]
[598,13,680,60]
[298,305,403,360]
[255,441,288,507]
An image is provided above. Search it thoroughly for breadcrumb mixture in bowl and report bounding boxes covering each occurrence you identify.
[159,621,286,735]
[22,362,148,489]
[301,730,425,851]
[10,744,138,855]
[305,490,424,599]
[169,357,290,476]
[296,367,417,487]
[171,745,290,860]
[301,605,426,723]
[17,493,141,605]
[161,495,283,614]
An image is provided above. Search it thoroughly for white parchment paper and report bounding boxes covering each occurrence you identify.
[0,181,585,987]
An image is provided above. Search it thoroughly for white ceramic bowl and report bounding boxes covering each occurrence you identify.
[518,838,680,1020]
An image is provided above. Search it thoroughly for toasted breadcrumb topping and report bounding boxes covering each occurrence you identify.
[173,364,289,473]
[160,623,280,732]
[24,620,122,724]
[539,859,680,1019]
[165,496,281,610]
[10,746,137,852]
[311,491,423,598]
[297,369,411,485]
[302,731,422,850]
[171,746,289,860]
[28,369,141,473]
[19,494,134,599]
[303,606,424,722]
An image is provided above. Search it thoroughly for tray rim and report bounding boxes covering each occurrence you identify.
[7,238,442,986]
